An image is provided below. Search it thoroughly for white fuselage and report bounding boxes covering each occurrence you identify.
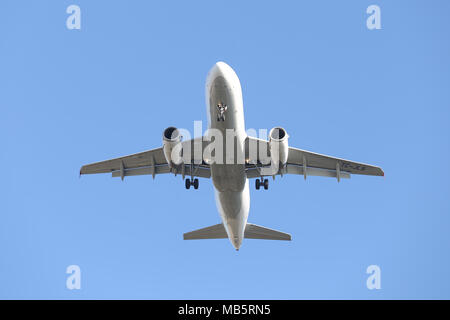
[205,62,250,250]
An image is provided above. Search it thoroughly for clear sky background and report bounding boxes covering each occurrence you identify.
[1,0,449,299]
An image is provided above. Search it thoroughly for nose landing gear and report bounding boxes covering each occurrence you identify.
[216,103,227,122]
[255,178,269,190]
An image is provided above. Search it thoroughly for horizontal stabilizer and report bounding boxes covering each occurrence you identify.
[183,223,227,240]
[183,223,291,241]
[244,223,291,241]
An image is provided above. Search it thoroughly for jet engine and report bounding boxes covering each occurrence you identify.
[269,127,289,169]
[163,126,182,166]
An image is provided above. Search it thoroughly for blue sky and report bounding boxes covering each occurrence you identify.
[1,0,449,299]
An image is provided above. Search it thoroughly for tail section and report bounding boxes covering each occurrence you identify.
[244,223,291,241]
[183,223,227,240]
[183,223,291,241]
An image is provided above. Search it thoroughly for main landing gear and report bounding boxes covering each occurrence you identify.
[185,162,199,190]
[185,178,199,190]
[255,178,269,190]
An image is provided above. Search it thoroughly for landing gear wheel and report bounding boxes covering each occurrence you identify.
[217,103,227,122]
[185,178,191,189]
[255,179,260,190]
[193,178,199,189]
[263,179,269,190]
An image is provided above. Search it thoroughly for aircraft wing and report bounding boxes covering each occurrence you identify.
[245,137,384,179]
[80,138,211,179]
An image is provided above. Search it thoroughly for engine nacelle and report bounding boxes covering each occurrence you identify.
[163,126,182,166]
[269,127,289,169]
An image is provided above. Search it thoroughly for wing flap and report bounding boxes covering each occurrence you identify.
[246,164,351,179]
[111,165,170,177]
[110,164,211,178]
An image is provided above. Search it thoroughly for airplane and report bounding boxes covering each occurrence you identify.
[80,61,384,251]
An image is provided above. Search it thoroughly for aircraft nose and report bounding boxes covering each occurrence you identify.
[209,61,227,78]
[214,61,229,71]
[207,61,236,85]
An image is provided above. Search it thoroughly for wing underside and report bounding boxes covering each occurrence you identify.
[80,136,383,180]
[80,139,211,179]
[244,136,383,179]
